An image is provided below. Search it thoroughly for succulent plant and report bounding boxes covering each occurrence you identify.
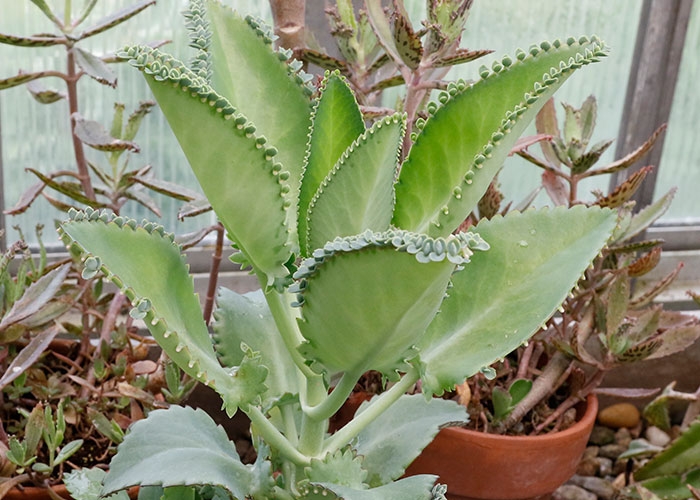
[57,1,617,498]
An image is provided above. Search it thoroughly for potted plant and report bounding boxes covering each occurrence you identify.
[406,95,700,499]
[1,2,204,497]
[56,1,619,498]
[0,226,195,499]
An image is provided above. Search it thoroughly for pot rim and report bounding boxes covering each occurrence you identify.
[439,392,599,443]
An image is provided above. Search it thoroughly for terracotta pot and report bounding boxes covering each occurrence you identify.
[405,394,598,500]
[4,483,139,500]
[3,484,72,500]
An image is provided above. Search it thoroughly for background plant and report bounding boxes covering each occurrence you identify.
[0,1,203,494]
[0,225,195,496]
[456,96,700,435]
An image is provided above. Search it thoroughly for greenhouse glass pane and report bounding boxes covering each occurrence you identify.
[655,0,700,223]
[0,0,272,245]
[433,0,643,209]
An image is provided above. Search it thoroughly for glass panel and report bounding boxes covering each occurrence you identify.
[443,0,643,209]
[0,0,272,245]
[656,0,700,223]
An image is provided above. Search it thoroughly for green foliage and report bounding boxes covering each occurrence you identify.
[57,1,617,498]
[476,96,700,434]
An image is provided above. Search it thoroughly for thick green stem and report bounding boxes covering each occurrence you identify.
[246,405,310,466]
[298,375,328,457]
[262,285,317,380]
[323,366,420,454]
[302,369,362,422]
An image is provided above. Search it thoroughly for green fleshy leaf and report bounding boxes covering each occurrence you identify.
[123,100,156,141]
[635,420,700,481]
[212,288,299,406]
[299,72,365,256]
[103,406,254,498]
[0,263,69,330]
[419,206,617,395]
[393,37,608,236]
[25,79,66,104]
[0,32,62,47]
[612,188,676,243]
[295,230,482,377]
[79,0,155,40]
[354,394,467,486]
[635,469,700,500]
[305,449,368,489]
[300,475,439,500]
[306,114,405,252]
[0,71,51,90]
[29,0,63,27]
[205,0,312,236]
[73,113,139,152]
[59,210,267,415]
[122,45,293,285]
[64,467,131,500]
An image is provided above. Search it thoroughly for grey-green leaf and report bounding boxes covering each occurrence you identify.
[354,394,467,486]
[103,406,253,498]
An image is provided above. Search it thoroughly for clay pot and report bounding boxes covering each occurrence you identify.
[405,394,598,500]
[3,484,72,500]
[4,483,139,500]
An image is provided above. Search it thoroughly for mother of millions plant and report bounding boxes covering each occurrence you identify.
[57,1,618,499]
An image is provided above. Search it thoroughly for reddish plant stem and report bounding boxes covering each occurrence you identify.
[65,48,95,201]
[534,370,605,434]
[80,293,127,399]
[516,341,536,379]
[269,0,306,51]
[203,223,224,325]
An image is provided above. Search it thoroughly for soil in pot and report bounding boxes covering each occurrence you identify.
[405,394,599,500]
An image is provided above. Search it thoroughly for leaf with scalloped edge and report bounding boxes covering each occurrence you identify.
[58,210,267,416]
[294,230,487,378]
[299,72,365,256]
[306,114,405,252]
[418,206,617,395]
[102,406,271,498]
[205,0,312,236]
[212,288,299,407]
[393,36,608,237]
[120,45,293,286]
[354,394,467,486]
[298,475,439,500]
[305,449,367,489]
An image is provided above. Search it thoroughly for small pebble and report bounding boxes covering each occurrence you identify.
[598,403,640,429]
[597,456,614,477]
[568,475,616,500]
[645,426,671,447]
[553,484,597,500]
[615,427,632,447]
[613,457,631,476]
[598,443,627,460]
[589,425,616,445]
[576,457,599,477]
